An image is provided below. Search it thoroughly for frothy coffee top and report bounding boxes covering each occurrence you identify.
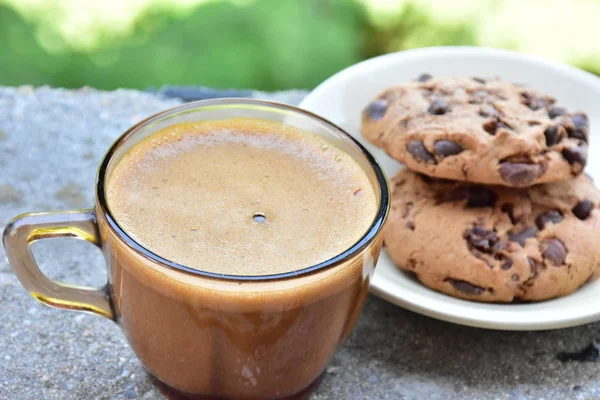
[107,119,377,276]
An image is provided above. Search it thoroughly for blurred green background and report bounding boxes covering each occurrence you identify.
[1,0,598,91]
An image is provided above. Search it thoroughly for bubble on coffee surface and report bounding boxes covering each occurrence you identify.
[253,212,266,223]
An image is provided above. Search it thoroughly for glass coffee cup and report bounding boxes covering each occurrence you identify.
[3,99,389,399]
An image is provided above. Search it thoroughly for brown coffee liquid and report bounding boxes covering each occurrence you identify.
[102,118,381,399]
[107,118,376,276]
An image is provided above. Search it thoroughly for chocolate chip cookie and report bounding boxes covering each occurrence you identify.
[384,169,600,302]
[362,76,589,187]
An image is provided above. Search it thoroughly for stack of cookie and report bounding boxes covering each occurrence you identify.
[361,75,600,302]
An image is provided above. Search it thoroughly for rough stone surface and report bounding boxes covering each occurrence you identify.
[1,86,600,400]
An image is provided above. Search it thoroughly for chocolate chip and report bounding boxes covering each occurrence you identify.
[572,113,589,130]
[511,273,520,281]
[499,162,542,186]
[528,121,541,126]
[436,187,468,203]
[407,141,436,164]
[482,120,496,135]
[479,105,500,118]
[497,121,512,132]
[493,241,508,254]
[568,128,588,142]
[417,73,432,82]
[500,204,518,224]
[501,259,513,270]
[428,99,449,115]
[528,257,538,278]
[535,210,564,230]
[483,119,512,135]
[364,99,388,121]
[562,146,587,167]
[433,140,464,157]
[521,92,552,110]
[464,226,499,254]
[419,174,434,184]
[544,126,563,146]
[466,186,497,208]
[523,257,543,287]
[548,106,566,119]
[445,278,484,295]
[572,200,594,220]
[405,221,415,230]
[509,227,538,247]
[567,114,589,142]
[542,238,567,266]
[472,77,486,84]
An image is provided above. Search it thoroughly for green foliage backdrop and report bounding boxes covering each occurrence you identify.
[0,0,594,90]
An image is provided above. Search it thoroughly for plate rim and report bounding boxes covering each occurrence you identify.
[370,273,600,331]
[299,46,600,331]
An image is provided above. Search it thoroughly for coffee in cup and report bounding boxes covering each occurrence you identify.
[3,100,389,399]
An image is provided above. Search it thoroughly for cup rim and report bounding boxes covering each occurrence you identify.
[95,98,390,281]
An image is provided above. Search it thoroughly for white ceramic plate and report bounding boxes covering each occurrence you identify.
[300,47,600,330]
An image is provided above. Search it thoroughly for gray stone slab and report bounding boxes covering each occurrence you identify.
[0,86,599,400]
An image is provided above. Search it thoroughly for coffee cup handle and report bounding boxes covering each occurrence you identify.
[2,209,115,320]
